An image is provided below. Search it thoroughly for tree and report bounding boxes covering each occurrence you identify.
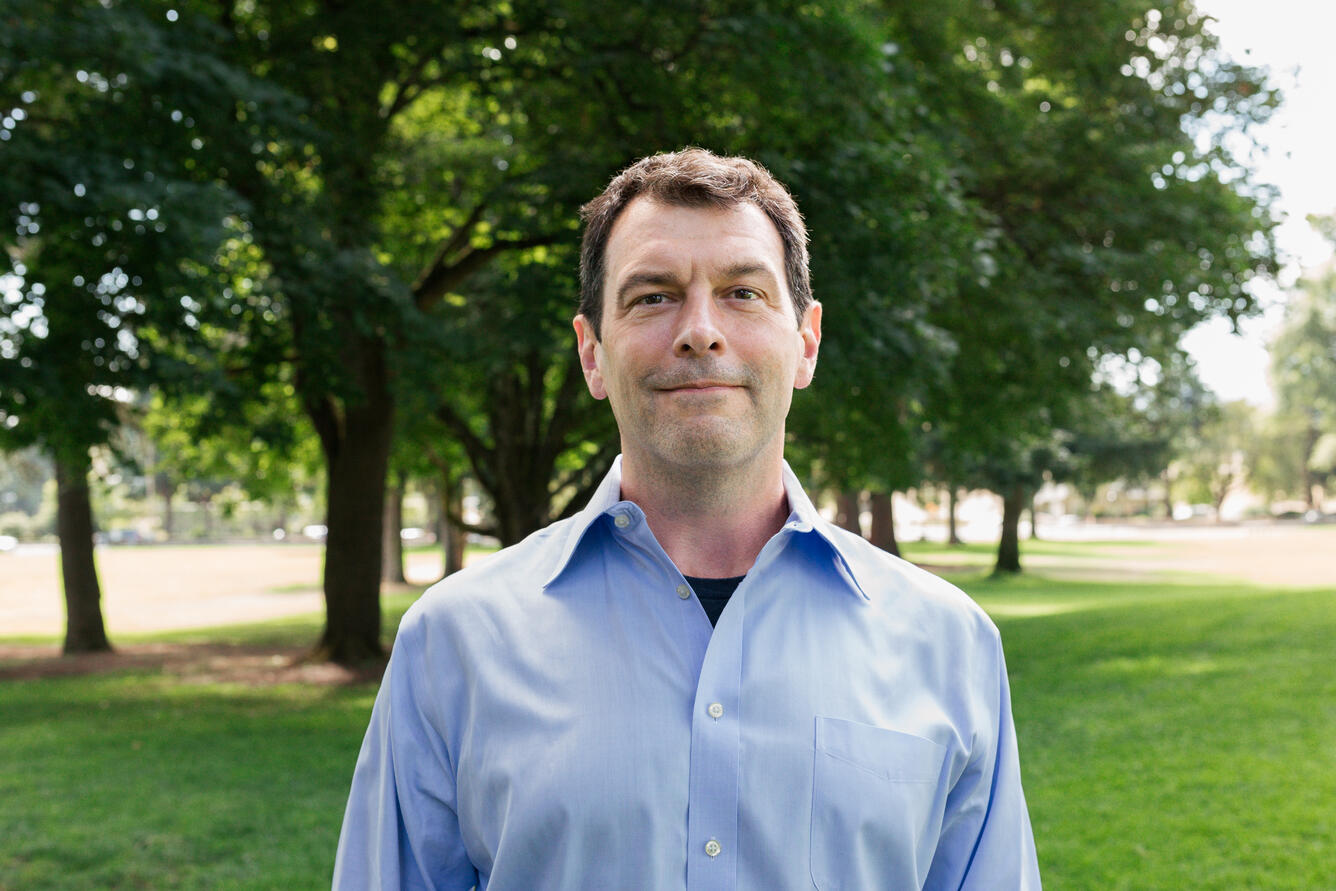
[1174,399,1255,518]
[887,0,1280,571]
[0,0,269,651]
[1309,434,1336,501]
[0,445,49,519]
[140,384,321,538]
[1062,353,1210,519]
[1269,226,1336,508]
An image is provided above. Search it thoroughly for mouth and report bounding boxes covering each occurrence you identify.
[660,381,740,393]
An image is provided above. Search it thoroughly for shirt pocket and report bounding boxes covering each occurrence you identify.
[810,716,947,891]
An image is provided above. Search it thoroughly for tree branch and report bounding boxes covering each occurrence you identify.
[434,400,496,493]
[542,356,592,457]
[411,200,487,302]
[439,503,496,539]
[552,439,619,521]
[413,231,565,311]
[381,49,438,121]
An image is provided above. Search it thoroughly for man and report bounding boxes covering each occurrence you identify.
[334,149,1041,889]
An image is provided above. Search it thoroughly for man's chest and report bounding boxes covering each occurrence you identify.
[442,591,968,890]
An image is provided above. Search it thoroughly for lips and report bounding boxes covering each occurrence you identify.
[644,365,752,393]
[649,370,749,391]
[664,381,737,391]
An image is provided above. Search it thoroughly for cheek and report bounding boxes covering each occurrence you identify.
[596,360,633,412]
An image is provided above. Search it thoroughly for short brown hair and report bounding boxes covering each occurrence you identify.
[578,148,812,339]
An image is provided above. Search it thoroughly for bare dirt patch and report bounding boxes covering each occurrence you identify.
[0,640,386,686]
[0,542,438,685]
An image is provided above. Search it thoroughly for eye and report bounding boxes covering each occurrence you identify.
[634,293,667,306]
[731,287,761,300]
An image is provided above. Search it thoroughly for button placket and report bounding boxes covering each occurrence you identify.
[685,578,745,889]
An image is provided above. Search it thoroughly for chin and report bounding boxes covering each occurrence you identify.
[654,429,757,470]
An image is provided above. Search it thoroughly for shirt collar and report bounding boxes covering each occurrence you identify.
[776,462,870,600]
[542,455,629,588]
[543,455,869,600]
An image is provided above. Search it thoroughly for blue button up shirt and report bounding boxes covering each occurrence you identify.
[334,458,1040,889]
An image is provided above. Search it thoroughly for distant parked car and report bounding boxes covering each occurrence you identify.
[302,524,328,541]
[101,528,146,545]
[399,527,434,543]
[0,534,17,552]
[1172,504,1213,521]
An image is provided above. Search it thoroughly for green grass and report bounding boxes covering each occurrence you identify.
[942,567,1336,889]
[0,593,423,890]
[2,540,1334,889]
[1,675,372,889]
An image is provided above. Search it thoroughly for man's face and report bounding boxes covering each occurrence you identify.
[574,197,821,475]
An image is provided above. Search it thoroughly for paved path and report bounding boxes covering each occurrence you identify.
[0,543,446,637]
[1029,522,1336,588]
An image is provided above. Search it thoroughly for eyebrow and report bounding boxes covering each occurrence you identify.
[614,262,779,306]
[720,262,773,282]
[616,271,682,307]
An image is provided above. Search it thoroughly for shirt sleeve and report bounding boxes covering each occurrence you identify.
[332,616,478,891]
[925,630,1042,890]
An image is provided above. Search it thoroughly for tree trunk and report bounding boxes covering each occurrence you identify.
[1304,423,1320,511]
[1213,484,1230,523]
[54,451,112,654]
[199,497,215,540]
[947,485,962,546]
[1161,467,1175,520]
[1027,491,1040,541]
[157,474,175,540]
[868,491,899,556]
[994,484,1025,574]
[835,490,863,536]
[310,340,394,665]
[382,470,406,584]
[441,472,466,577]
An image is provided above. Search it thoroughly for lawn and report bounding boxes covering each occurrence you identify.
[934,569,1335,888]
[0,591,422,891]
[2,539,1333,889]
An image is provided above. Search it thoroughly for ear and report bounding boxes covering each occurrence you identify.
[793,301,822,390]
[573,314,608,400]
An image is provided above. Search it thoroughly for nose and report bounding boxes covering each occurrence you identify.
[673,289,725,355]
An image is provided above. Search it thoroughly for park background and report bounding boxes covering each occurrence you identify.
[2,0,1334,888]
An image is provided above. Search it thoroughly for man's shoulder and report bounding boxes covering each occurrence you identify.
[817,520,1000,641]
[399,513,585,630]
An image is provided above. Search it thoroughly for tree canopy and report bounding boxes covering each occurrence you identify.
[1,0,1286,657]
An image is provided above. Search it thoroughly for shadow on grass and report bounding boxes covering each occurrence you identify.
[0,589,425,685]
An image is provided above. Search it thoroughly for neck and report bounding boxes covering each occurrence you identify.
[619,448,790,578]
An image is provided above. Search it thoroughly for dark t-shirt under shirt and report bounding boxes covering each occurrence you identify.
[683,575,745,627]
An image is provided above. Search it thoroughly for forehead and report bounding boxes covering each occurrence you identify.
[603,197,786,281]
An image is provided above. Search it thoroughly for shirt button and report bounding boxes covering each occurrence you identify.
[705,839,722,858]
[707,702,724,719]
[613,514,630,528]
[676,583,691,599]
